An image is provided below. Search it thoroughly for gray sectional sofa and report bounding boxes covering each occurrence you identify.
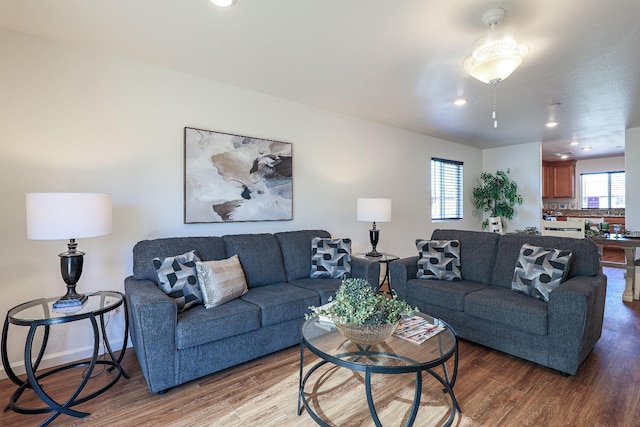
[124,229,379,393]
[389,229,606,375]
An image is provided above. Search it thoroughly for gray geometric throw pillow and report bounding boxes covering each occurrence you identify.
[310,237,352,279]
[511,243,572,302]
[153,250,203,312]
[416,239,462,281]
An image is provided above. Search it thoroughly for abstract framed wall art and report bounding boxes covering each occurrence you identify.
[184,127,293,223]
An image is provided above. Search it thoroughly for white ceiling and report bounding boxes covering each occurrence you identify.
[1,0,637,162]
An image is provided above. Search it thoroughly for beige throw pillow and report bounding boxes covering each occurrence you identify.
[196,255,248,309]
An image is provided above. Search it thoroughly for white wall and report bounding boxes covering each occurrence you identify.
[481,142,543,232]
[625,128,640,230]
[0,29,485,376]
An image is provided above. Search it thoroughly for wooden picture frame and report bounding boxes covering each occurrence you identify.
[184,127,293,223]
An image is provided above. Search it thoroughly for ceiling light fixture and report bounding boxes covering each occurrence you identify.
[582,146,592,151]
[453,98,468,106]
[555,152,573,159]
[545,103,561,129]
[569,140,579,146]
[464,8,528,129]
[464,8,528,85]
[210,0,237,7]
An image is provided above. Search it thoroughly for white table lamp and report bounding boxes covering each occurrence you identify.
[26,193,112,308]
[357,198,392,257]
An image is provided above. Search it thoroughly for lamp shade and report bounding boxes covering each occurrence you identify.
[467,54,523,84]
[356,198,392,222]
[26,193,112,240]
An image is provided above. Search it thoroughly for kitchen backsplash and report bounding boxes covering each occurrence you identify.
[542,208,625,217]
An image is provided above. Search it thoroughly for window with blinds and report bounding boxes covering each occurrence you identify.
[431,157,463,220]
[580,171,625,209]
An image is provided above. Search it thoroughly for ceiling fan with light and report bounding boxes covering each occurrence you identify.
[464,8,529,128]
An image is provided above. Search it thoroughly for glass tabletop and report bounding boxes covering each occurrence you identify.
[302,312,456,370]
[352,253,399,262]
[7,291,124,326]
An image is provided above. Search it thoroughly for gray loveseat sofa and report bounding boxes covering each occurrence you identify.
[124,229,379,393]
[389,229,606,375]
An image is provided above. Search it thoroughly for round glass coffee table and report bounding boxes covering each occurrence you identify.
[297,312,460,427]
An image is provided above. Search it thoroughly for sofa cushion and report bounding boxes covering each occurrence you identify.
[416,239,462,281]
[289,277,342,304]
[431,229,499,284]
[133,236,227,282]
[240,283,320,326]
[196,255,248,309]
[406,279,489,312]
[465,287,549,336]
[310,237,352,279]
[153,251,203,312]
[175,299,261,350]
[512,243,572,302]
[275,230,331,281]
[222,233,287,287]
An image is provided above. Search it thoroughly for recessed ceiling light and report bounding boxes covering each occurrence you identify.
[453,98,468,106]
[545,121,559,128]
[569,140,579,146]
[555,152,572,159]
[211,0,237,7]
[582,146,592,151]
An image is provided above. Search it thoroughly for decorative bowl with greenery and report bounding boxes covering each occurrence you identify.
[307,278,416,344]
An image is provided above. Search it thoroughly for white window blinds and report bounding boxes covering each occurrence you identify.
[431,157,463,220]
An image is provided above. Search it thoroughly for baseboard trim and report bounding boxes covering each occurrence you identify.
[0,339,131,380]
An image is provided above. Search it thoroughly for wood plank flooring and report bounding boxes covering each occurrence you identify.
[1,253,638,426]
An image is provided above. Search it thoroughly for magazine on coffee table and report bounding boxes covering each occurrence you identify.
[393,315,445,345]
[312,301,334,324]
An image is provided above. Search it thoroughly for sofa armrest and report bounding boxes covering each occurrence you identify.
[351,257,381,288]
[124,276,178,393]
[547,273,607,375]
[389,256,419,300]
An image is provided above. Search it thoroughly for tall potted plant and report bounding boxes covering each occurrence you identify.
[472,169,523,231]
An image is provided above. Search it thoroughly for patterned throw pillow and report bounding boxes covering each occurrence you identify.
[512,243,572,302]
[310,237,352,279]
[153,250,203,312]
[196,255,248,309]
[416,240,462,281]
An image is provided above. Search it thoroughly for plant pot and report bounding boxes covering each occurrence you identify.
[489,216,503,234]
[334,320,399,345]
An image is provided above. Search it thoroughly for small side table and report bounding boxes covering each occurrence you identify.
[353,252,399,293]
[1,291,129,426]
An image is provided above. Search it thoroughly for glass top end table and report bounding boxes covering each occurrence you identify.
[2,290,129,426]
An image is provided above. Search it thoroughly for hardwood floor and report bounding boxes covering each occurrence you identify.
[1,258,638,426]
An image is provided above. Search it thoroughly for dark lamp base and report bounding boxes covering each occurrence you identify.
[366,250,382,257]
[53,293,88,308]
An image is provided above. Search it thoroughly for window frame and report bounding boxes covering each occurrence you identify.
[431,157,463,221]
[580,170,625,209]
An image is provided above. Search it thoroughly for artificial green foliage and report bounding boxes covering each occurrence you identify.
[472,169,524,230]
[308,278,415,325]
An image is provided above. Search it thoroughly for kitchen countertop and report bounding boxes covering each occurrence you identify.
[542,209,625,218]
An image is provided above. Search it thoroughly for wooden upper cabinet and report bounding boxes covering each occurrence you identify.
[542,163,554,198]
[542,160,576,199]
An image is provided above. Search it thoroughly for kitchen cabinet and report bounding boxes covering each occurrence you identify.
[542,160,576,198]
